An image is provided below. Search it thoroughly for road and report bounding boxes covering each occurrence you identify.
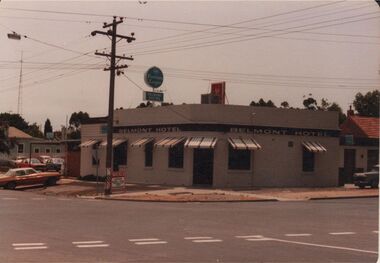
[0,189,378,263]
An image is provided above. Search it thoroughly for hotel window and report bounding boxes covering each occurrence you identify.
[228,146,251,170]
[168,142,184,168]
[145,141,154,167]
[34,147,40,154]
[17,144,24,153]
[302,148,315,172]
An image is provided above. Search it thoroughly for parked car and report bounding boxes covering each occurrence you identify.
[46,158,64,172]
[38,155,52,164]
[0,168,60,190]
[17,158,47,171]
[353,165,379,189]
[0,159,17,173]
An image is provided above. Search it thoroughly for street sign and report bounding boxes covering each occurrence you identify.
[143,91,164,102]
[144,66,163,89]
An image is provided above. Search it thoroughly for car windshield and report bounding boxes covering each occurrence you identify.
[52,158,64,164]
[25,168,38,175]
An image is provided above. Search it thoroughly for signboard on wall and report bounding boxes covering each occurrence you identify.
[211,82,226,104]
[143,91,164,102]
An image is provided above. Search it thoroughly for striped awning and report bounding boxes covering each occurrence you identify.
[302,141,327,153]
[79,139,99,148]
[100,138,127,147]
[155,137,186,148]
[228,138,261,150]
[185,137,217,149]
[131,137,154,147]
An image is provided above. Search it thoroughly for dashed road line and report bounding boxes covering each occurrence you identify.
[72,240,109,248]
[12,243,47,250]
[135,241,168,245]
[129,238,167,245]
[329,232,356,235]
[235,235,263,239]
[373,231,378,234]
[192,239,222,243]
[2,197,18,200]
[57,198,71,201]
[285,233,312,237]
[31,197,46,200]
[184,237,213,240]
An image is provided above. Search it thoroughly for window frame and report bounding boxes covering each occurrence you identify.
[144,141,154,167]
[17,143,24,154]
[302,148,315,172]
[168,142,184,169]
[228,145,251,170]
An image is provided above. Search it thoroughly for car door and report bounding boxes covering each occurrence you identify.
[25,169,45,185]
[15,170,29,185]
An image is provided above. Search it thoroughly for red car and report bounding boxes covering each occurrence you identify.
[0,168,60,190]
[17,158,47,171]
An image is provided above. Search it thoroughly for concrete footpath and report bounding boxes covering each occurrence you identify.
[24,178,379,202]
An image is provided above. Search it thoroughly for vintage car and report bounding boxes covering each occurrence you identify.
[46,158,65,172]
[0,168,60,190]
[353,165,379,189]
[17,158,47,171]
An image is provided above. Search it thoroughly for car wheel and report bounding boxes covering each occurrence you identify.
[5,182,16,190]
[371,180,378,189]
[46,177,57,186]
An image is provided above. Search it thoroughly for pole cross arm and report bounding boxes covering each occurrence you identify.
[95,52,133,60]
[104,65,129,71]
[91,30,111,37]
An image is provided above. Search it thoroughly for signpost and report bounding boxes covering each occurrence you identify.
[144,66,163,89]
[143,91,164,102]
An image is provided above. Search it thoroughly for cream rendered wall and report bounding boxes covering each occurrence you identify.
[339,145,379,172]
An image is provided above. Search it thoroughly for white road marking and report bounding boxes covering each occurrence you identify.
[285,234,312,237]
[14,246,48,250]
[2,197,18,200]
[135,241,167,245]
[13,243,45,246]
[76,244,109,248]
[329,232,356,235]
[246,238,274,241]
[235,235,263,239]
[184,237,213,240]
[31,198,46,200]
[373,231,378,234]
[192,239,222,243]
[269,237,378,254]
[58,198,71,201]
[13,243,47,250]
[129,238,159,242]
[72,241,104,244]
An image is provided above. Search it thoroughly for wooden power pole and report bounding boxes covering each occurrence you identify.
[91,17,135,195]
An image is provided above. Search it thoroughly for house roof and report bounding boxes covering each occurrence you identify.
[8,126,33,139]
[340,115,379,139]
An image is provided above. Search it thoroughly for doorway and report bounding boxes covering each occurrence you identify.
[343,149,356,183]
[193,149,214,186]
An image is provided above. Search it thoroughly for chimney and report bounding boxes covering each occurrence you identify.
[347,105,354,116]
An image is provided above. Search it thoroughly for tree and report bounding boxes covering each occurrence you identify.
[280,101,290,108]
[250,98,276,107]
[327,102,346,124]
[27,123,44,138]
[44,118,53,138]
[303,96,318,110]
[353,90,379,117]
[68,111,90,139]
[0,123,11,154]
[0,113,28,131]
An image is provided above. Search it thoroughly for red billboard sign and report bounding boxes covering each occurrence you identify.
[211,82,226,104]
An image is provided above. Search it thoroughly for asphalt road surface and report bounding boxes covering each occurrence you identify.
[0,189,378,263]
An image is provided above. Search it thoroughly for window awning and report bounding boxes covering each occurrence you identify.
[79,139,99,148]
[155,137,186,148]
[185,137,217,149]
[100,138,127,147]
[131,137,154,147]
[228,138,261,150]
[302,141,327,153]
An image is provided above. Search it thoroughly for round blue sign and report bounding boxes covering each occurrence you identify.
[145,66,163,89]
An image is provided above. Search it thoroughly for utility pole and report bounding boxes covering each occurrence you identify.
[91,16,135,195]
[17,51,23,115]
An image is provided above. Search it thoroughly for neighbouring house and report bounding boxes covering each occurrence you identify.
[339,110,379,184]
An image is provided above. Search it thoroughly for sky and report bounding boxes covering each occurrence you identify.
[0,0,379,130]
